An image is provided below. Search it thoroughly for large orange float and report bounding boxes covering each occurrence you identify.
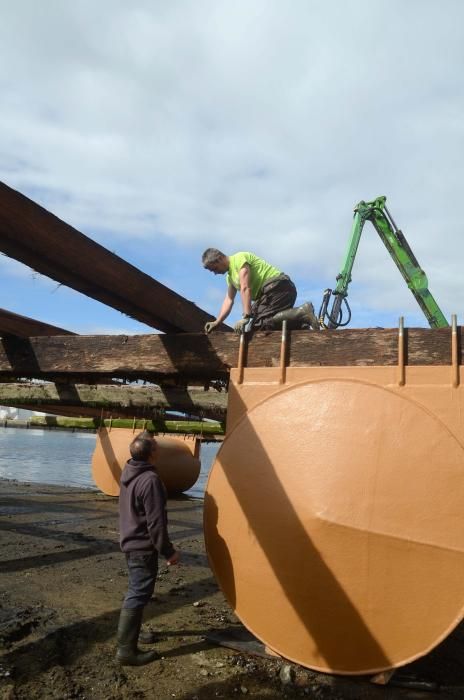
[204,321,464,675]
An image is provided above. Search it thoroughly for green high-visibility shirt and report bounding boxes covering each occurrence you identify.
[226,252,281,300]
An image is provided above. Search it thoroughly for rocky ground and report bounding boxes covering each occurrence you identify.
[1,480,464,700]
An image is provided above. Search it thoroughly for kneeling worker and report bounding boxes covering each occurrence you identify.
[202,248,319,334]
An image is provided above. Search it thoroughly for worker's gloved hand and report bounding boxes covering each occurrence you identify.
[234,318,250,334]
[204,320,219,334]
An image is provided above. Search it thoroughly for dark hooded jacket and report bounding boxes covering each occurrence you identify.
[119,459,175,559]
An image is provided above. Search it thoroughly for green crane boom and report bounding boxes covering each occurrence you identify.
[319,196,448,329]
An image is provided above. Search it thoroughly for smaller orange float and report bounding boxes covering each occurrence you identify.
[92,427,201,497]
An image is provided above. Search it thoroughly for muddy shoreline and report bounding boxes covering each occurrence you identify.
[1,479,463,699]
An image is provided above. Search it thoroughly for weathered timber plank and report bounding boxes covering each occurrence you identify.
[286,327,456,366]
[0,328,459,383]
[0,333,237,381]
[0,383,227,420]
[0,308,74,337]
[0,181,230,333]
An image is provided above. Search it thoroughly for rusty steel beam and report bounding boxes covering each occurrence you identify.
[0,181,230,333]
[0,308,75,337]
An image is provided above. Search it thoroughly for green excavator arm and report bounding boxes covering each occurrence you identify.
[319,196,449,329]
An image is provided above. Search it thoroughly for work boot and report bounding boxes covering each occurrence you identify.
[116,608,159,666]
[272,302,320,330]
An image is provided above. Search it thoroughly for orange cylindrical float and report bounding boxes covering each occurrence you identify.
[204,364,464,675]
[92,427,201,497]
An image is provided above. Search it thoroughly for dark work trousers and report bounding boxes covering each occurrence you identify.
[123,551,159,609]
[251,274,297,330]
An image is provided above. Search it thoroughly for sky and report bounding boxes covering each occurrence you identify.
[1,0,463,333]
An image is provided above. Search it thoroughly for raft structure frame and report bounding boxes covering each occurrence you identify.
[1,182,464,676]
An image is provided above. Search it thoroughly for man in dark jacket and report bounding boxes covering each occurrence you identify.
[116,432,179,666]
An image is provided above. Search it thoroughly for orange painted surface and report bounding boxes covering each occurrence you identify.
[92,428,200,497]
[204,365,464,674]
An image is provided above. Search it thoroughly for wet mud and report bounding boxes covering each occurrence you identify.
[1,480,464,699]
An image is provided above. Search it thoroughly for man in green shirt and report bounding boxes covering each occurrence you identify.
[202,248,319,333]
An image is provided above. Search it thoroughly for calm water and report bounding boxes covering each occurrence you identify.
[0,428,220,498]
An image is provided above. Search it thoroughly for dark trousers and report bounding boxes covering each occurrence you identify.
[123,551,159,609]
[252,274,297,330]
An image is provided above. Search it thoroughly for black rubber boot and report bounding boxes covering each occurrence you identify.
[116,608,159,666]
[272,302,320,330]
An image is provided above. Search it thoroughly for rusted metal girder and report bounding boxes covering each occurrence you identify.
[0,181,230,333]
[0,307,74,337]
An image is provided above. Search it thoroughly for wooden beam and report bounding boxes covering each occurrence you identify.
[0,308,74,337]
[0,382,227,421]
[0,328,458,384]
[0,332,236,382]
[0,181,230,333]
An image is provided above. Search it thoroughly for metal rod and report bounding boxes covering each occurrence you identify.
[451,314,459,388]
[398,317,405,386]
[383,204,399,232]
[279,320,288,384]
[237,332,246,385]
